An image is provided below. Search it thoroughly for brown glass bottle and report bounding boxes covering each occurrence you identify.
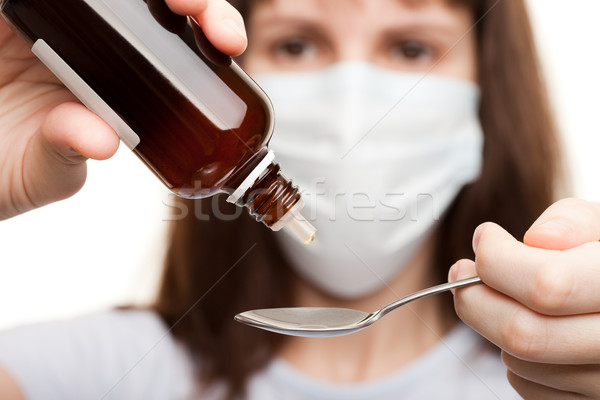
[1,0,315,243]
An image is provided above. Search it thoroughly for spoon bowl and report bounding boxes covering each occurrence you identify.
[235,307,373,337]
[235,276,482,337]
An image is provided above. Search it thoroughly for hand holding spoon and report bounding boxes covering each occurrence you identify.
[234,276,481,337]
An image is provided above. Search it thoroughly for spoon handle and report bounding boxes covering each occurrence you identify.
[376,276,482,319]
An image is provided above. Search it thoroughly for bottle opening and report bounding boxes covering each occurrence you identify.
[283,209,316,245]
[269,199,316,244]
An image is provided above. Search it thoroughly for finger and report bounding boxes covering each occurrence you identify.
[472,222,600,315]
[452,259,600,364]
[524,198,600,250]
[506,370,585,400]
[23,103,119,205]
[502,352,600,397]
[164,0,209,15]
[42,102,120,161]
[166,0,247,56]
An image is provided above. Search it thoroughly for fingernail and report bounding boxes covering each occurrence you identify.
[448,263,459,295]
[223,18,247,41]
[531,218,573,235]
[472,224,484,253]
[448,262,460,284]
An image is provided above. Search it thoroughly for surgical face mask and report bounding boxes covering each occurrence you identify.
[253,62,484,299]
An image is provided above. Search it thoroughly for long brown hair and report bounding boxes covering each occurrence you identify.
[153,0,561,398]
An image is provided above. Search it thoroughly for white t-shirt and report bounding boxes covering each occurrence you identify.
[0,310,521,399]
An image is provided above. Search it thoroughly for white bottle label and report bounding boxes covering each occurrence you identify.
[31,39,141,150]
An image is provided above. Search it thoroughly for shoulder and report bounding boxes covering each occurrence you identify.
[0,309,197,400]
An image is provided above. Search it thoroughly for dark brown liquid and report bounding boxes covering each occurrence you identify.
[241,162,302,227]
[2,0,273,198]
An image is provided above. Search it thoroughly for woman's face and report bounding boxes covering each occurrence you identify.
[243,0,477,81]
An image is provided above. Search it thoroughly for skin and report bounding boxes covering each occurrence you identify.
[1,0,599,399]
[0,0,245,397]
[245,1,600,398]
[451,198,600,399]
[244,0,477,383]
[0,0,247,221]
[243,0,476,79]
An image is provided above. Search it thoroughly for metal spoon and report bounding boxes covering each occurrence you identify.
[234,276,481,337]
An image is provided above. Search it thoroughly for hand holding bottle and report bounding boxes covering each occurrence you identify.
[0,0,247,220]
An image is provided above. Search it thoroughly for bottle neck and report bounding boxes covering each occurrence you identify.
[231,159,302,228]
[226,150,316,244]
[226,150,275,206]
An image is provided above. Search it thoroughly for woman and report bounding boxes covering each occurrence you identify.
[0,0,599,399]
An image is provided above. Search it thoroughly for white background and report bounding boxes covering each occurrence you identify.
[0,0,599,330]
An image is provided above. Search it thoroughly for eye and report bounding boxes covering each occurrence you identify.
[389,40,434,62]
[271,36,318,61]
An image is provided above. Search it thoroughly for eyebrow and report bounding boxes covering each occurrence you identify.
[254,15,464,38]
[249,17,329,38]
[381,20,465,37]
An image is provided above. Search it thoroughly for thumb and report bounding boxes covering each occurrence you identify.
[23,102,120,206]
[524,198,600,250]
